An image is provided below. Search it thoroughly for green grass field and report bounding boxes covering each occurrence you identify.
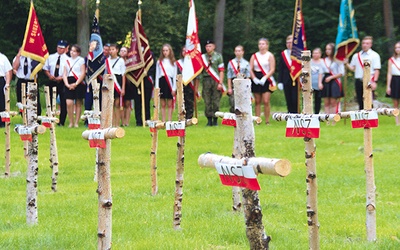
[1,87,400,249]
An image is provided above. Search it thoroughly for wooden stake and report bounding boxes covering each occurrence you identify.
[44,86,59,192]
[97,75,114,249]
[150,88,160,196]
[362,60,376,242]
[21,83,29,160]
[301,50,319,250]
[233,78,270,249]
[4,85,11,177]
[173,75,185,230]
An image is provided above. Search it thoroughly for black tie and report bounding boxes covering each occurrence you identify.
[23,57,28,76]
[54,55,60,77]
[208,55,212,66]
[237,60,240,72]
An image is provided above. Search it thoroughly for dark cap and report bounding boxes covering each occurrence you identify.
[57,40,68,48]
[205,39,214,45]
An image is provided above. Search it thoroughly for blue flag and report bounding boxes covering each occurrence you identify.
[290,0,307,81]
[86,14,105,83]
[334,0,359,61]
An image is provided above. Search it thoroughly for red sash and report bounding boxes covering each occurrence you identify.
[105,58,121,94]
[390,57,400,71]
[253,53,274,88]
[66,59,80,82]
[159,60,173,93]
[201,54,220,83]
[229,59,240,76]
[323,58,342,92]
[281,50,292,71]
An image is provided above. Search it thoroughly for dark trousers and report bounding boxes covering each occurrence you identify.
[46,80,66,126]
[84,81,103,111]
[355,79,364,110]
[314,90,322,114]
[284,81,299,113]
[0,78,5,127]
[132,80,152,125]
[16,79,41,116]
[184,84,195,119]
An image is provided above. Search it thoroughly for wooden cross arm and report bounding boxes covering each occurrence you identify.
[215,111,262,125]
[272,112,341,122]
[198,153,291,177]
[1,111,18,117]
[338,108,399,118]
[81,127,125,140]
[38,116,59,123]
[14,125,46,134]
[153,118,198,130]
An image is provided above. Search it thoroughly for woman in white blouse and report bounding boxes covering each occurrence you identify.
[386,41,400,125]
[62,44,86,128]
[156,44,177,121]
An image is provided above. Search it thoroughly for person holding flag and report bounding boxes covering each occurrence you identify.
[13,48,42,116]
[156,44,177,122]
[0,51,12,128]
[201,40,224,126]
[177,46,197,119]
[345,36,381,110]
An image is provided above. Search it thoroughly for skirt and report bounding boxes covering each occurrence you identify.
[65,76,86,100]
[251,71,270,93]
[124,80,135,100]
[321,73,343,98]
[389,75,400,99]
[159,76,173,99]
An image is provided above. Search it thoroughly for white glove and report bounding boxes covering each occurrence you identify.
[260,76,268,86]
[278,83,284,91]
[252,78,261,85]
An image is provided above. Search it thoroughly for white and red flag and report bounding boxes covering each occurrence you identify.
[285,116,320,138]
[350,111,378,128]
[215,162,260,191]
[182,0,203,85]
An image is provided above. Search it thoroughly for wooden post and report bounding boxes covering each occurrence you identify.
[21,83,29,159]
[301,50,320,250]
[150,87,160,195]
[362,60,376,241]
[234,77,269,249]
[26,82,46,225]
[4,85,12,176]
[97,75,114,249]
[44,86,59,192]
[173,75,185,230]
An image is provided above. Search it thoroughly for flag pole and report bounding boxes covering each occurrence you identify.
[138,1,146,127]
[96,0,100,21]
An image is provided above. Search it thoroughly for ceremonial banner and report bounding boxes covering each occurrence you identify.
[20,1,49,78]
[87,14,105,83]
[182,0,203,85]
[215,162,260,191]
[334,0,359,61]
[290,0,307,81]
[350,111,378,129]
[125,10,154,87]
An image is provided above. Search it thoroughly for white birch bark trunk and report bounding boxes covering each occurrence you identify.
[173,75,185,230]
[44,86,59,192]
[362,60,376,241]
[97,75,114,250]
[22,83,29,160]
[150,88,160,196]
[4,85,11,177]
[232,127,242,211]
[26,82,39,225]
[301,51,319,250]
[233,78,270,249]
[93,80,100,182]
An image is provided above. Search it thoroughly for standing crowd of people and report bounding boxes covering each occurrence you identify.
[2,35,400,128]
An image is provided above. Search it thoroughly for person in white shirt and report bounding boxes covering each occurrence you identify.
[0,51,12,128]
[156,44,177,122]
[62,44,86,128]
[44,40,69,126]
[386,41,400,125]
[346,36,381,110]
[13,48,41,116]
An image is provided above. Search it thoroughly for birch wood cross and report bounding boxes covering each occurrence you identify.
[336,60,399,242]
[81,75,125,250]
[199,78,291,250]
[214,111,262,211]
[271,51,321,249]
[1,85,18,177]
[36,86,60,192]
[80,80,101,181]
